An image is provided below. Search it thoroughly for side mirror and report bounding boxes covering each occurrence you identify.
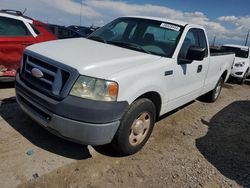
[178,47,206,64]
[187,47,206,61]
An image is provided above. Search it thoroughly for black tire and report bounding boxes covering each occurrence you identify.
[203,77,223,102]
[111,98,156,156]
[240,71,248,85]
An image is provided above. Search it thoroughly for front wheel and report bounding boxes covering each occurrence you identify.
[202,77,223,102]
[111,98,156,156]
[240,71,248,85]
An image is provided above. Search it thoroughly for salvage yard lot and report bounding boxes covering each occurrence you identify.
[0,82,249,188]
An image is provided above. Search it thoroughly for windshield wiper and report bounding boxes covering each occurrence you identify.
[88,36,107,43]
[107,40,151,54]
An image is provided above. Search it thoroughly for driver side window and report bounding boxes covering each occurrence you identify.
[178,29,199,59]
[109,21,128,40]
[111,22,127,34]
[97,21,129,41]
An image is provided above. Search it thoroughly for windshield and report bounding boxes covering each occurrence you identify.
[221,46,249,58]
[88,17,183,57]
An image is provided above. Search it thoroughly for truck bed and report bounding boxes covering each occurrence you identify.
[210,47,235,56]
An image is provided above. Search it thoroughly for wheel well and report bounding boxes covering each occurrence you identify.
[136,92,162,118]
[221,70,228,82]
[244,68,249,78]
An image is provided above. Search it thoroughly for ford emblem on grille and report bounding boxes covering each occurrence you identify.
[31,68,43,78]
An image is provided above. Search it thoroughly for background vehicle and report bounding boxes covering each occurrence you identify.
[68,25,100,37]
[47,24,84,39]
[47,25,100,39]
[16,16,235,155]
[221,44,250,84]
[0,9,56,82]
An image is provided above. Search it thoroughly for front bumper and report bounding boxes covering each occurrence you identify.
[230,67,246,79]
[0,76,16,82]
[15,73,128,145]
[0,70,16,82]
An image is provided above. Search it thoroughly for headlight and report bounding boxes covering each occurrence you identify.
[234,62,245,67]
[70,75,118,101]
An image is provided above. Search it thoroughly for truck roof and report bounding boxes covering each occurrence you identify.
[223,44,250,50]
[127,16,188,27]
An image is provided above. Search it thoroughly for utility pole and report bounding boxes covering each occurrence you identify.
[212,35,216,46]
[22,8,27,14]
[79,1,83,26]
[244,29,249,46]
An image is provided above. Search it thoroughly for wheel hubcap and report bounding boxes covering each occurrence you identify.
[133,120,144,135]
[129,112,151,146]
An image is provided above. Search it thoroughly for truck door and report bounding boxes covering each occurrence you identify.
[0,16,35,75]
[166,28,209,108]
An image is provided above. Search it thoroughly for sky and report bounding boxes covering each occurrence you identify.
[0,0,250,46]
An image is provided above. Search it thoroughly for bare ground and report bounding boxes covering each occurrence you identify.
[0,82,249,188]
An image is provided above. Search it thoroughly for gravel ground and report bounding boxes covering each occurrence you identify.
[0,81,249,188]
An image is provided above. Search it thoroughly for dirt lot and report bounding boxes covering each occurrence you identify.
[0,82,249,188]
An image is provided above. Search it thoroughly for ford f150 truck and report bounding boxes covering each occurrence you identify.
[221,44,250,84]
[15,16,235,155]
[0,9,56,82]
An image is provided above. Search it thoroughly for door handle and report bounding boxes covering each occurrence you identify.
[164,70,173,76]
[197,65,203,73]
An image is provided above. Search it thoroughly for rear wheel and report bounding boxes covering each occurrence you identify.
[112,98,156,156]
[203,77,223,102]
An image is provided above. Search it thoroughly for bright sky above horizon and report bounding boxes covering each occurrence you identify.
[1,0,249,45]
[124,0,250,19]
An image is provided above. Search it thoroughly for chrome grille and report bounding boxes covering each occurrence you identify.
[20,51,79,100]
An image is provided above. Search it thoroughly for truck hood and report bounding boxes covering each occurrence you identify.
[26,38,161,78]
[234,57,246,63]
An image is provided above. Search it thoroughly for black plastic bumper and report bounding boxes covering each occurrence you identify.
[15,73,128,124]
[0,76,15,82]
[15,73,129,145]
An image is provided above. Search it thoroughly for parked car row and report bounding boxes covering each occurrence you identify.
[0,9,56,81]
[68,25,99,38]
[47,24,98,39]
[0,9,99,81]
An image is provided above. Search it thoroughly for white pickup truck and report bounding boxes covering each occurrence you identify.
[16,16,235,155]
[221,44,250,84]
